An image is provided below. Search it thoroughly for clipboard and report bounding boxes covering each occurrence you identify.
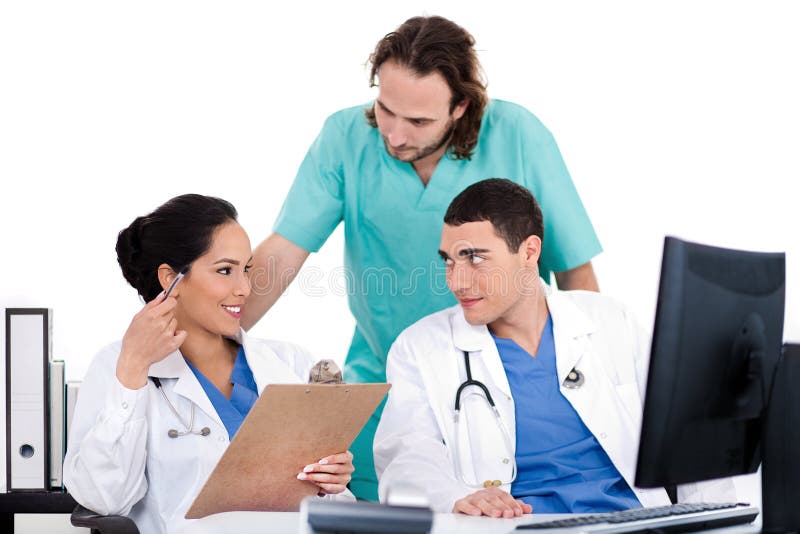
[185,382,390,519]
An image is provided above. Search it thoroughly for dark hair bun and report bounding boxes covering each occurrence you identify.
[116,215,148,294]
[115,195,238,301]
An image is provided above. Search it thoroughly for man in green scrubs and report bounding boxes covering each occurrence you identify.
[243,15,602,501]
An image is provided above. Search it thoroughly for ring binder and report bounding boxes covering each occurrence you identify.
[49,360,65,489]
[5,309,52,491]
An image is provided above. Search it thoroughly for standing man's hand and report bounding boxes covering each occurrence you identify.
[452,487,532,518]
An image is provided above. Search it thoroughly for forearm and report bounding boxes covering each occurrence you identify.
[377,444,472,512]
[554,261,599,291]
[373,382,471,512]
[242,233,310,330]
[63,380,149,516]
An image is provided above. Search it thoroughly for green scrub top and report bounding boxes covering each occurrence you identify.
[274,99,602,384]
[274,99,602,500]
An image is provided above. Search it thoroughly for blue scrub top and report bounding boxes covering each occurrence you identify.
[186,346,258,440]
[493,316,641,513]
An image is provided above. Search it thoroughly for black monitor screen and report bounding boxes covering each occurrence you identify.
[635,236,785,488]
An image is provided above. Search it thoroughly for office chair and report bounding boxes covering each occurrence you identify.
[70,504,140,534]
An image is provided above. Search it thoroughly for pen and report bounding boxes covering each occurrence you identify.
[162,266,189,301]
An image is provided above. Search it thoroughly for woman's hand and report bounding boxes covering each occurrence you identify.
[297,450,354,495]
[116,294,187,389]
[452,487,532,518]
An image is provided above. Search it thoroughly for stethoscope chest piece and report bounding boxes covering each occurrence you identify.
[168,426,210,439]
[151,376,212,439]
[563,367,585,389]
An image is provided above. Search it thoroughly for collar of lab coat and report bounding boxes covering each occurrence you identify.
[145,328,300,430]
[450,279,597,397]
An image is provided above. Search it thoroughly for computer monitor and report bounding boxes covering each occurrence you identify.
[635,236,785,488]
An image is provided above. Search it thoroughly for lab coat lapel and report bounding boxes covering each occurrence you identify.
[545,284,596,385]
[545,285,655,502]
[148,350,224,431]
[451,311,512,399]
[147,350,185,380]
[233,329,302,392]
[449,308,516,486]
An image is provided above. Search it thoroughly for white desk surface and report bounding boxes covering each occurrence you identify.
[176,511,762,534]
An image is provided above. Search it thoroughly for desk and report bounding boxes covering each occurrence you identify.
[175,511,763,534]
[0,491,78,531]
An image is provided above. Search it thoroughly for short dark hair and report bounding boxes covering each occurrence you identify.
[116,194,238,302]
[444,178,544,252]
[364,16,488,160]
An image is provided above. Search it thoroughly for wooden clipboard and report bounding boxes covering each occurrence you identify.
[185,382,390,519]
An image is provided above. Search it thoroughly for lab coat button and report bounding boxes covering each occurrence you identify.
[122,402,128,409]
[600,432,607,439]
[503,458,510,464]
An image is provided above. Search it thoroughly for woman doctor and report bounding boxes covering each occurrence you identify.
[64,194,354,533]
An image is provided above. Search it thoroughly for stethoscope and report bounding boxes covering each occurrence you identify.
[150,377,211,438]
[451,350,586,488]
[452,350,517,488]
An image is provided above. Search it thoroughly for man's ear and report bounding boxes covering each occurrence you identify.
[157,264,179,295]
[522,235,542,265]
[452,98,469,121]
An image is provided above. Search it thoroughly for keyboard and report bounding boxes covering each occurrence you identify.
[516,502,759,532]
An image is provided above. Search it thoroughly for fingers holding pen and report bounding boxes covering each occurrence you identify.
[117,294,186,388]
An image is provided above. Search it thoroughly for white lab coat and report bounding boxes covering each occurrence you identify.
[63,329,353,534]
[374,282,736,513]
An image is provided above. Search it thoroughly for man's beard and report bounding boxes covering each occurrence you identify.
[387,119,456,163]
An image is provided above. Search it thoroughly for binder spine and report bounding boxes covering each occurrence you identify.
[49,360,65,489]
[5,308,51,491]
[65,380,81,446]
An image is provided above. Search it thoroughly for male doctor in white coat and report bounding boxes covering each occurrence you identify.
[374,178,734,518]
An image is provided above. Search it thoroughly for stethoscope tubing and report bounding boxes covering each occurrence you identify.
[150,376,210,438]
[454,349,497,411]
[452,350,517,488]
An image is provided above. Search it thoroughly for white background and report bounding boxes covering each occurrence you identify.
[1,0,798,528]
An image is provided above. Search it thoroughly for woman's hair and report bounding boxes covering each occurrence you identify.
[116,194,238,302]
[364,15,489,160]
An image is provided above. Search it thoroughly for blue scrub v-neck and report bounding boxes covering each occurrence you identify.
[493,316,641,513]
[185,346,259,440]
